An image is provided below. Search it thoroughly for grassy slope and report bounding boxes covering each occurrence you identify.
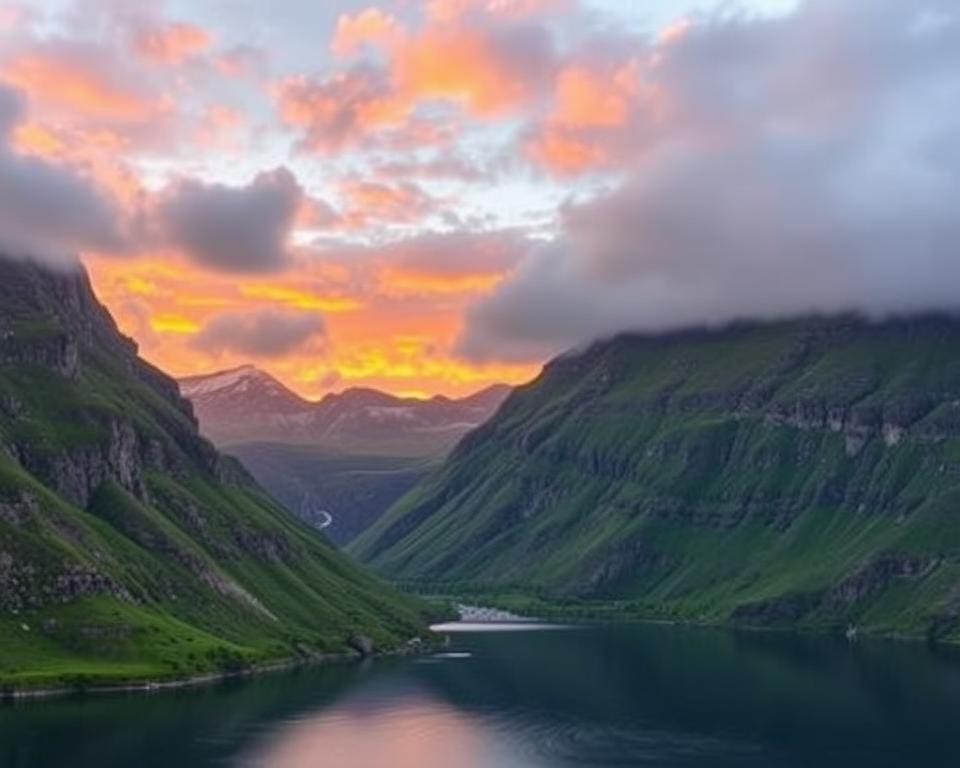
[352,317,960,641]
[0,262,429,688]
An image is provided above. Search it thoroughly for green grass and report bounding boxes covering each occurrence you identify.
[351,316,960,643]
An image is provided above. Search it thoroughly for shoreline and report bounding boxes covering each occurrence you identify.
[1,639,435,703]
[8,606,953,702]
[1,656,338,703]
[407,591,960,648]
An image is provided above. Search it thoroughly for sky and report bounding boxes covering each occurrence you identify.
[1,0,958,398]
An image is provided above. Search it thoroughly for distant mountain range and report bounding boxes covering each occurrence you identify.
[180,365,511,456]
[179,366,511,543]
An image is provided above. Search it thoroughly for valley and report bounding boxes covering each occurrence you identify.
[180,366,508,543]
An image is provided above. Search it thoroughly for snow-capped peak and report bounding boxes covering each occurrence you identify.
[180,365,266,397]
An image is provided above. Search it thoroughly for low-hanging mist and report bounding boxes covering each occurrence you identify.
[458,0,960,362]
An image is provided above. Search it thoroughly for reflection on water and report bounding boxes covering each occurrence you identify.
[4,621,960,767]
[237,694,535,768]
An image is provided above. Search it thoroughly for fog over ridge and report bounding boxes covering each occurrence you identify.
[457,0,960,362]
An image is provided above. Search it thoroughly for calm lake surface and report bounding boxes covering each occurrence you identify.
[4,621,960,767]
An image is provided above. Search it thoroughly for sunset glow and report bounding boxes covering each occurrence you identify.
[0,0,838,397]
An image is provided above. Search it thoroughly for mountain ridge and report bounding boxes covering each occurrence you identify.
[351,314,960,642]
[179,365,511,456]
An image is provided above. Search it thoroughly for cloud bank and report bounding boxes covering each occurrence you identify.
[157,167,305,274]
[0,84,125,264]
[191,308,326,358]
[458,0,960,362]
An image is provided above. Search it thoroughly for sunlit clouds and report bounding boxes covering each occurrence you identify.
[2,0,957,396]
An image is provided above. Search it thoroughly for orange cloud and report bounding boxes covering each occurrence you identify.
[378,266,503,296]
[240,284,362,312]
[528,55,673,175]
[4,54,153,123]
[83,231,536,400]
[280,4,555,151]
[151,313,201,334]
[136,22,213,65]
[11,121,64,155]
[332,8,403,57]
[553,62,638,128]
[340,179,437,226]
[393,25,546,115]
[276,68,407,151]
[528,128,607,174]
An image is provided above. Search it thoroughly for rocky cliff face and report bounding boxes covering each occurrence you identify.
[0,254,426,687]
[352,316,960,641]
[0,257,218,509]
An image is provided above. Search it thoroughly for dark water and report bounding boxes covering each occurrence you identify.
[4,621,960,767]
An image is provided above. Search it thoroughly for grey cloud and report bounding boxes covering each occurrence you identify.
[0,84,126,264]
[157,167,302,273]
[191,308,326,358]
[0,86,23,140]
[458,0,960,363]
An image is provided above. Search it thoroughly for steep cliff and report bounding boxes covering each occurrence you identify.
[0,255,427,689]
[352,316,960,641]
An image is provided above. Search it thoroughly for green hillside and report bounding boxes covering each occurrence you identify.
[0,256,429,690]
[352,316,960,641]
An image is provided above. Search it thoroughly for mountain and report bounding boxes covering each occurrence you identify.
[222,443,438,545]
[179,365,311,429]
[180,367,511,456]
[351,316,960,642]
[0,255,429,690]
[179,368,510,544]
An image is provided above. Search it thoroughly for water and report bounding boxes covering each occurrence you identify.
[3,621,960,767]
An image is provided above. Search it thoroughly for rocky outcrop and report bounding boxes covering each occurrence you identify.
[731,555,941,627]
[0,331,79,379]
[348,633,374,657]
[821,555,940,612]
[13,418,146,509]
[0,552,129,612]
[581,539,673,595]
[0,491,38,527]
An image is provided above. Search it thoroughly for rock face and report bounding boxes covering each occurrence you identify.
[352,315,960,641]
[0,254,426,685]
